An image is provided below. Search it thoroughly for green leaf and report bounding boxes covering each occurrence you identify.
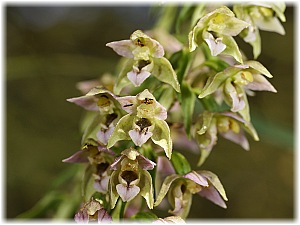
[176,48,192,84]
[179,81,196,137]
[157,85,175,111]
[171,151,191,175]
[151,119,172,159]
[154,174,181,206]
[204,58,230,72]
[114,58,135,94]
[175,5,193,34]
[191,4,206,28]
[131,212,158,220]
[199,170,228,201]
[107,114,135,148]
[16,191,64,218]
[152,57,180,92]
[199,95,221,112]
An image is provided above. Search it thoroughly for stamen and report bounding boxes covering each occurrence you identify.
[141,98,154,105]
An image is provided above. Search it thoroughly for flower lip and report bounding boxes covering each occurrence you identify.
[74,210,89,223]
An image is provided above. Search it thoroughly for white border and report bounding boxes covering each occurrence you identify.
[1,1,298,225]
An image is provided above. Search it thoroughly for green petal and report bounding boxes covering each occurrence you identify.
[245,60,273,78]
[213,6,235,17]
[82,165,96,202]
[243,121,259,141]
[154,174,181,207]
[208,14,249,36]
[199,170,228,201]
[221,35,243,63]
[107,114,135,148]
[198,66,242,98]
[81,113,102,146]
[152,57,180,92]
[109,170,120,209]
[139,170,154,209]
[271,3,286,22]
[197,111,214,135]
[234,86,251,122]
[130,212,158,220]
[156,85,175,111]
[188,28,199,52]
[177,193,193,219]
[151,119,173,159]
[85,86,110,96]
[249,29,262,59]
[196,114,217,166]
[254,16,285,35]
[197,148,212,167]
[114,58,135,95]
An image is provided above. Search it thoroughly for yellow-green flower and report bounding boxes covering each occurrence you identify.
[189,6,250,63]
[107,89,172,159]
[109,148,156,209]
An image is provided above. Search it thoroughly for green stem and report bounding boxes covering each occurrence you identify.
[201,42,212,60]
[120,201,127,219]
[154,6,178,32]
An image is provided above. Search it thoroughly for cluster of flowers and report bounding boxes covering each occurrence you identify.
[63,3,285,223]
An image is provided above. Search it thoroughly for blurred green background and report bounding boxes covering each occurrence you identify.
[5,4,294,220]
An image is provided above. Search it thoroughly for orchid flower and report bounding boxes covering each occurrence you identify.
[67,86,122,145]
[154,170,227,219]
[198,61,276,121]
[194,111,259,166]
[152,216,185,224]
[62,141,115,194]
[234,3,286,58]
[109,148,156,209]
[189,6,250,63]
[106,30,180,92]
[67,86,118,114]
[74,199,112,223]
[107,89,173,159]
